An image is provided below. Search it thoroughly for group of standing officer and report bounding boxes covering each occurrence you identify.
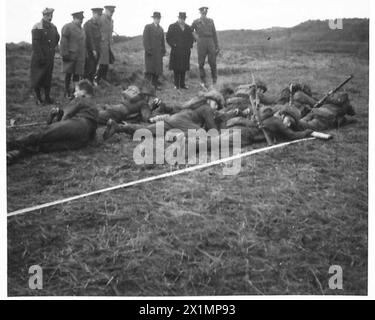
[144,6,220,90]
[30,6,116,104]
[30,5,220,104]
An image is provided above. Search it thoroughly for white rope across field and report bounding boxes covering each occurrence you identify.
[7,137,316,218]
[7,122,45,129]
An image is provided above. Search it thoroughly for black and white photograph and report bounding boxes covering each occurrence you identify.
[1,0,373,301]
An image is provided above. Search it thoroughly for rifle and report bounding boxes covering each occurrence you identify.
[289,83,294,106]
[249,74,274,146]
[313,75,353,108]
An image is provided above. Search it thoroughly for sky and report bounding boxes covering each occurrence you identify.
[4,0,371,43]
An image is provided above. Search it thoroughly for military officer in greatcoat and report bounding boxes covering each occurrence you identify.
[84,7,103,83]
[95,5,116,83]
[191,7,220,87]
[60,11,87,98]
[30,8,60,105]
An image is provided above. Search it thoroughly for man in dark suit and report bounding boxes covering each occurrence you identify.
[166,12,194,90]
[83,8,103,83]
[30,8,60,105]
[143,12,166,90]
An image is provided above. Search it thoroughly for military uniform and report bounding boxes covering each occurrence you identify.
[60,16,86,96]
[191,13,219,84]
[98,99,152,125]
[299,93,356,131]
[9,97,98,155]
[96,9,115,81]
[30,13,60,104]
[84,13,102,82]
[60,22,86,75]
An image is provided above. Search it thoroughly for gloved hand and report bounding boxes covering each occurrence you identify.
[215,47,220,55]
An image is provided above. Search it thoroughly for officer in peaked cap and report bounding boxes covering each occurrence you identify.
[191,6,220,87]
[60,11,86,98]
[95,5,116,83]
[83,8,103,83]
[104,5,116,11]
[30,7,60,105]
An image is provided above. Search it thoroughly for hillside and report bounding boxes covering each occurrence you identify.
[7,18,369,54]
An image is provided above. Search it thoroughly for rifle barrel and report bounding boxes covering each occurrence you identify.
[313,75,353,108]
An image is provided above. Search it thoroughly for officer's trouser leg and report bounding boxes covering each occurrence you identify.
[173,71,180,88]
[207,39,217,84]
[180,71,186,88]
[97,64,109,81]
[38,61,52,102]
[197,40,208,83]
[43,62,54,100]
[84,55,96,83]
[72,74,80,94]
[34,88,43,103]
[64,73,72,97]
[145,73,152,83]
[152,74,159,87]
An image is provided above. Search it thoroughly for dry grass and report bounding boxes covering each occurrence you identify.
[7,30,368,296]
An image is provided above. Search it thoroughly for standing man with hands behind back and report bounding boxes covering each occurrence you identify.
[166,12,194,90]
[191,7,220,88]
[30,8,60,105]
[143,12,166,90]
[60,11,86,99]
[96,5,116,84]
[84,7,103,84]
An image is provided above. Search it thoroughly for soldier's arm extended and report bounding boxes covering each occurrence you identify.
[62,99,86,120]
[263,117,313,141]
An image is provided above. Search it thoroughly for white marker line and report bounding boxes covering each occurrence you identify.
[7,137,316,218]
[7,122,45,129]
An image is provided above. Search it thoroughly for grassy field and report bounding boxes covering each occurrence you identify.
[6,21,368,296]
